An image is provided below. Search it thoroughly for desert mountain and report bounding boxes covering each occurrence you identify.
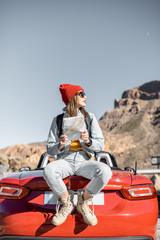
[0,142,46,173]
[99,80,160,169]
[0,80,160,174]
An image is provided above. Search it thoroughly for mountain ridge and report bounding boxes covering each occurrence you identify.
[99,80,160,169]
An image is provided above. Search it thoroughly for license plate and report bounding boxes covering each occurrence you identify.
[44,191,104,205]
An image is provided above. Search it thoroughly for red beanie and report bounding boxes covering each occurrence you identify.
[59,84,84,104]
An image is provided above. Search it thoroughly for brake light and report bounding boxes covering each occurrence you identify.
[121,184,157,200]
[0,184,30,199]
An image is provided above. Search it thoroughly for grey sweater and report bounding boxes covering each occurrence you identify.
[47,111,104,160]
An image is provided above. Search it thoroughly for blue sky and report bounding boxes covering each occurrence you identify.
[0,0,160,149]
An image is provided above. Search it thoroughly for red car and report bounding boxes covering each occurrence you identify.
[0,151,158,240]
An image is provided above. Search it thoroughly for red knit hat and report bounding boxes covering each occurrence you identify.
[59,84,84,104]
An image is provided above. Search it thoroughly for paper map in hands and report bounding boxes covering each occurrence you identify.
[62,116,86,140]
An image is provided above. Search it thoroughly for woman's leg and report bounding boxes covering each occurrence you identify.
[76,161,112,226]
[43,159,74,198]
[76,160,112,196]
[43,160,75,226]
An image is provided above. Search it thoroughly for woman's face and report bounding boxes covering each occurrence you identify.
[77,91,87,108]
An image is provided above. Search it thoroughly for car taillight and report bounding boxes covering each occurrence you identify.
[0,183,30,200]
[121,184,157,200]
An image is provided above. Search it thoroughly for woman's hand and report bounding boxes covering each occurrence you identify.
[58,134,69,151]
[80,130,90,144]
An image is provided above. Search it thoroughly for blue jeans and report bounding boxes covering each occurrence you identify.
[43,151,112,196]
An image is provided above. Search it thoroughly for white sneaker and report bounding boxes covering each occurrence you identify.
[52,190,75,226]
[77,189,98,226]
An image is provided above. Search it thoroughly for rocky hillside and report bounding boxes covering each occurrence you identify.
[0,142,46,176]
[0,80,160,175]
[100,80,160,169]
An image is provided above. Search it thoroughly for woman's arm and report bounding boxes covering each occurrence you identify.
[47,117,67,156]
[80,113,104,152]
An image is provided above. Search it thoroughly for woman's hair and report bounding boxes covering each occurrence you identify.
[66,93,88,118]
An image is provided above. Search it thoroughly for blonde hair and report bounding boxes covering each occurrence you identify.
[66,93,88,118]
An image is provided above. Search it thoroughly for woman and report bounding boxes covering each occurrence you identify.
[43,84,112,226]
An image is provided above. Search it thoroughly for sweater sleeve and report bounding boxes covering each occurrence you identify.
[80,113,104,152]
[47,117,65,156]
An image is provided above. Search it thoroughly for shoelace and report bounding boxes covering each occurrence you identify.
[55,199,61,214]
[55,199,71,217]
[82,198,94,215]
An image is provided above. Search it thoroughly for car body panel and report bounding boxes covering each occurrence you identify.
[0,152,158,239]
[0,191,158,238]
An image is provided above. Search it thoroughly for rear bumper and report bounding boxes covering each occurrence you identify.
[0,211,158,238]
[0,194,158,239]
[0,237,154,240]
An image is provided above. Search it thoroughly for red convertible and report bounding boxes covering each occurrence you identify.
[0,151,158,240]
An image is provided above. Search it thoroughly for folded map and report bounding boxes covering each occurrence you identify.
[62,116,86,140]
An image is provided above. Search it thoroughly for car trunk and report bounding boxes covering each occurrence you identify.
[19,169,132,190]
[8,169,131,211]
[1,169,153,213]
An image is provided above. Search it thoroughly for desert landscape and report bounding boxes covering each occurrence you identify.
[0,80,160,238]
[0,80,160,176]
